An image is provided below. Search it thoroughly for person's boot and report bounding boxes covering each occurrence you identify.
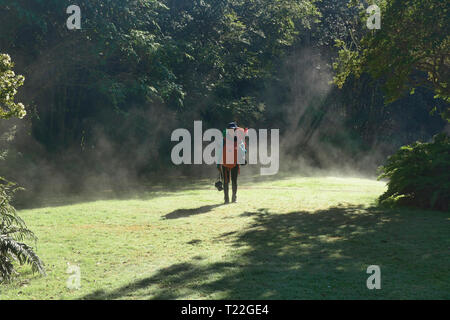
[232,184,237,203]
[224,185,230,204]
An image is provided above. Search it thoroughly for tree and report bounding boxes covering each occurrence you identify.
[0,53,45,282]
[0,54,27,119]
[331,1,449,210]
[333,0,449,120]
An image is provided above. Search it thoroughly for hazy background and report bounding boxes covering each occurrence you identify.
[0,0,446,206]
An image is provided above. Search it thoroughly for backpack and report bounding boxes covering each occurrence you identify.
[222,127,247,168]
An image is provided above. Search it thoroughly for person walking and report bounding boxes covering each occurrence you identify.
[218,122,247,204]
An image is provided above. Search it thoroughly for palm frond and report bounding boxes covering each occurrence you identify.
[0,235,46,278]
[0,178,45,282]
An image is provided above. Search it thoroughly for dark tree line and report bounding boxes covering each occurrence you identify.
[0,0,446,201]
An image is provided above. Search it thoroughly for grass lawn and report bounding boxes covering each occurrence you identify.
[0,175,449,299]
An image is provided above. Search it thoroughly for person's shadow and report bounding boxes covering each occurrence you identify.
[163,204,223,219]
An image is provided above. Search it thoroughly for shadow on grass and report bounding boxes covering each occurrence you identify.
[82,204,449,300]
[164,204,224,219]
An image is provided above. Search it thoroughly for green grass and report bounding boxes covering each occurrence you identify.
[0,176,449,299]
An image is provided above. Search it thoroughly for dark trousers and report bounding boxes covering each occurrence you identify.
[221,165,238,203]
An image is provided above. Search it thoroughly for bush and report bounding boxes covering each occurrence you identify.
[378,133,450,211]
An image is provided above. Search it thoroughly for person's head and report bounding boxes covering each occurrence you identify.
[227,121,238,129]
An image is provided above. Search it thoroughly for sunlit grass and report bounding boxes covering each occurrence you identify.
[0,176,448,299]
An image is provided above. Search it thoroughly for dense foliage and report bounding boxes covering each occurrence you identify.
[0,0,446,209]
[0,54,45,282]
[334,0,449,119]
[379,133,449,211]
[332,0,449,211]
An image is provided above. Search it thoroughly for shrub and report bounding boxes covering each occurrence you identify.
[378,133,450,211]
